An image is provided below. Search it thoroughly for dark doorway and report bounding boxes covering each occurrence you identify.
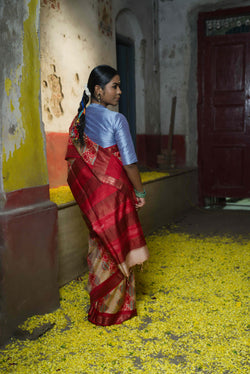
[198,7,250,206]
[116,35,136,145]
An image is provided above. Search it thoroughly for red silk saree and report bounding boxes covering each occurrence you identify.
[65,125,149,326]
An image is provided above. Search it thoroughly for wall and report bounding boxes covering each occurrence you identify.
[0,0,48,200]
[41,0,117,187]
[41,0,116,134]
[158,0,250,167]
[42,0,250,184]
[41,0,163,187]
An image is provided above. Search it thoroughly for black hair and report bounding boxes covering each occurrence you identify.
[76,65,118,145]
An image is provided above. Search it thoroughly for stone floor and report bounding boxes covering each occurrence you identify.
[171,206,250,237]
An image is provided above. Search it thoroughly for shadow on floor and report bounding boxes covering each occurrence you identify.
[169,207,250,237]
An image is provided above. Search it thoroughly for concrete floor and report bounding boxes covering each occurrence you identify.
[170,207,250,237]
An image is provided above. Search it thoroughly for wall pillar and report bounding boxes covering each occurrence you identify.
[0,188,59,345]
[0,0,59,345]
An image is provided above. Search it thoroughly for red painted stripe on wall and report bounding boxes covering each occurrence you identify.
[136,134,186,168]
[46,132,186,188]
[161,135,186,166]
[46,132,69,188]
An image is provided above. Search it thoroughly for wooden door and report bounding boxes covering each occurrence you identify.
[198,8,250,204]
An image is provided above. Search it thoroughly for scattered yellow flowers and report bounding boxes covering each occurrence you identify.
[140,171,169,184]
[49,185,74,205]
[49,172,169,205]
[0,229,249,373]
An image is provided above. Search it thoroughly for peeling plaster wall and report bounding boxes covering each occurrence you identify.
[41,0,160,135]
[41,0,118,187]
[40,0,116,134]
[0,0,48,195]
[159,0,250,167]
[42,0,161,186]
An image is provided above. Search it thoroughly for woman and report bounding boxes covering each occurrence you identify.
[65,65,149,326]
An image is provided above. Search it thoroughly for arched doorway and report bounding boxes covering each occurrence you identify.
[115,9,145,146]
[116,35,136,145]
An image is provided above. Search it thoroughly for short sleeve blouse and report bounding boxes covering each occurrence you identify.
[85,103,137,165]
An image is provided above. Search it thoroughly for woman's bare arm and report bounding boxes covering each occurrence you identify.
[123,163,143,191]
[123,163,146,208]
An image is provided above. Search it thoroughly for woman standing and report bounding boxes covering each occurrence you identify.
[65,65,149,326]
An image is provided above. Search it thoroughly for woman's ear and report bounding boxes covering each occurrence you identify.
[94,85,103,97]
[94,85,104,103]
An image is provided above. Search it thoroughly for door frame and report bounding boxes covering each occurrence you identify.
[197,5,250,205]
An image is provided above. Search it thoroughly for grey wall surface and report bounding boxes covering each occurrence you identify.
[158,0,250,167]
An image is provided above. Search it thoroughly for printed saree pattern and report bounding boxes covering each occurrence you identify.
[65,119,149,325]
[87,236,137,325]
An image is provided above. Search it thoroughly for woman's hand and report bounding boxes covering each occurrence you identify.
[123,163,146,210]
[123,164,145,194]
[135,197,146,210]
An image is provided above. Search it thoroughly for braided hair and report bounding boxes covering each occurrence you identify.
[76,91,89,146]
[76,65,118,145]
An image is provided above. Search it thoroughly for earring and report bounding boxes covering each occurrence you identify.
[98,93,101,103]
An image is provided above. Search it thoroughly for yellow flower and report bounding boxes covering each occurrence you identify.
[0,231,249,373]
[49,185,74,205]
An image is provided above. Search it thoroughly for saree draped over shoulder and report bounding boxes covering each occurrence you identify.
[65,118,149,326]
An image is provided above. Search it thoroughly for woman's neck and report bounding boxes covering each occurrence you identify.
[91,99,107,107]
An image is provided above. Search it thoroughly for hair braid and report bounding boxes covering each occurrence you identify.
[76,91,89,146]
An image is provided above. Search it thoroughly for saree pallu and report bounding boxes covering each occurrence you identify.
[87,235,137,325]
[65,131,149,326]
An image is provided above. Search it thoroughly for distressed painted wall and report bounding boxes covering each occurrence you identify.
[41,0,161,187]
[159,0,250,166]
[41,0,117,187]
[0,0,48,198]
[40,0,116,134]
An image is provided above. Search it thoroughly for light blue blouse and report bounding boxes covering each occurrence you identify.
[85,103,137,165]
